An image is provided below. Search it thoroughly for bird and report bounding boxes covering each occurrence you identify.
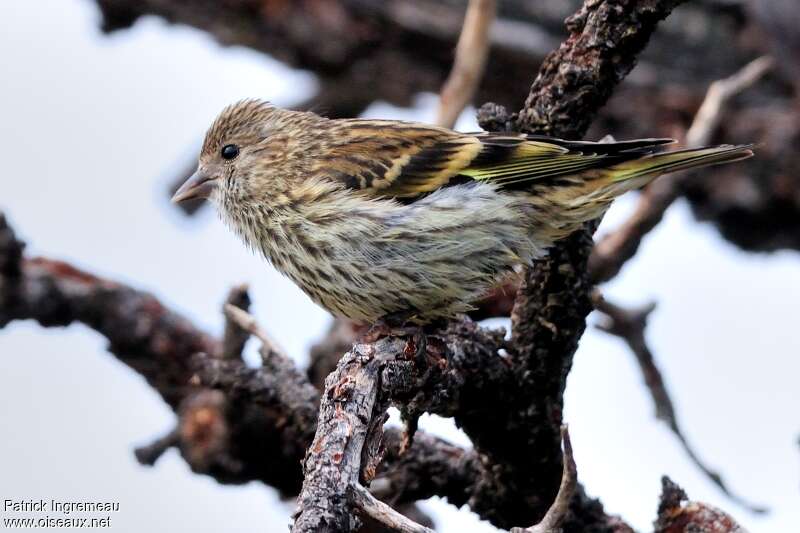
[173,99,753,324]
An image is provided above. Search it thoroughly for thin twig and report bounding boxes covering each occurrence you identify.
[594,296,671,422]
[223,304,308,385]
[223,304,286,358]
[512,426,578,533]
[134,428,179,466]
[686,56,774,147]
[594,294,767,514]
[589,56,773,284]
[350,484,434,533]
[220,283,251,359]
[436,0,496,128]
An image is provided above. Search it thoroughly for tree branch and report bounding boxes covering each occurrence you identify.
[655,477,748,533]
[512,0,687,138]
[511,427,577,533]
[0,213,477,507]
[350,484,434,533]
[134,428,179,466]
[436,0,496,128]
[588,56,773,283]
[293,326,617,533]
[466,1,691,527]
[293,323,513,531]
[220,284,251,360]
[292,338,392,532]
[594,295,767,514]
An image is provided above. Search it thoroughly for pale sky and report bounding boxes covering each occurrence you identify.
[1,1,798,532]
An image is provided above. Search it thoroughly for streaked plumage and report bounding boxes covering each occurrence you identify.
[173,99,753,323]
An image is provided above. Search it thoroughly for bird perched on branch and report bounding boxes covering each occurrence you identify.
[173,99,753,324]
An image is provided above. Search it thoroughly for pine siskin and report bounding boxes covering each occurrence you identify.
[173,99,753,323]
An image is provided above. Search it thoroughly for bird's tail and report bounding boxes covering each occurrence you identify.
[601,143,754,193]
[542,143,754,241]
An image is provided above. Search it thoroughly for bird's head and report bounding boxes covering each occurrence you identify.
[172,99,308,208]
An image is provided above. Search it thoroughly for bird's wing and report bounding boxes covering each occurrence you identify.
[316,119,674,199]
[311,119,480,198]
[461,134,675,189]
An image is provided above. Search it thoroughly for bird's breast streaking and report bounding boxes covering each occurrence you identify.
[172,99,754,323]
[220,178,540,322]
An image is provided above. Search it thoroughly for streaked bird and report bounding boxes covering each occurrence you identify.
[173,99,753,323]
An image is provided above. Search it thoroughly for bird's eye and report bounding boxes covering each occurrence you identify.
[221,144,239,160]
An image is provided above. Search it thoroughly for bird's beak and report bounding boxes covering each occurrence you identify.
[171,169,218,203]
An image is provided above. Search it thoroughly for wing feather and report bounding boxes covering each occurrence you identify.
[314,119,675,199]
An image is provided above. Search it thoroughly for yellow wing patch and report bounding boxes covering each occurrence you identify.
[317,119,484,199]
[462,139,608,186]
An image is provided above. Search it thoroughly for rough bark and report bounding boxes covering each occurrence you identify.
[293,341,389,533]
[464,1,689,528]
[294,322,635,532]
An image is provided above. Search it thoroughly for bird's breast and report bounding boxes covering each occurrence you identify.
[218,183,545,323]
